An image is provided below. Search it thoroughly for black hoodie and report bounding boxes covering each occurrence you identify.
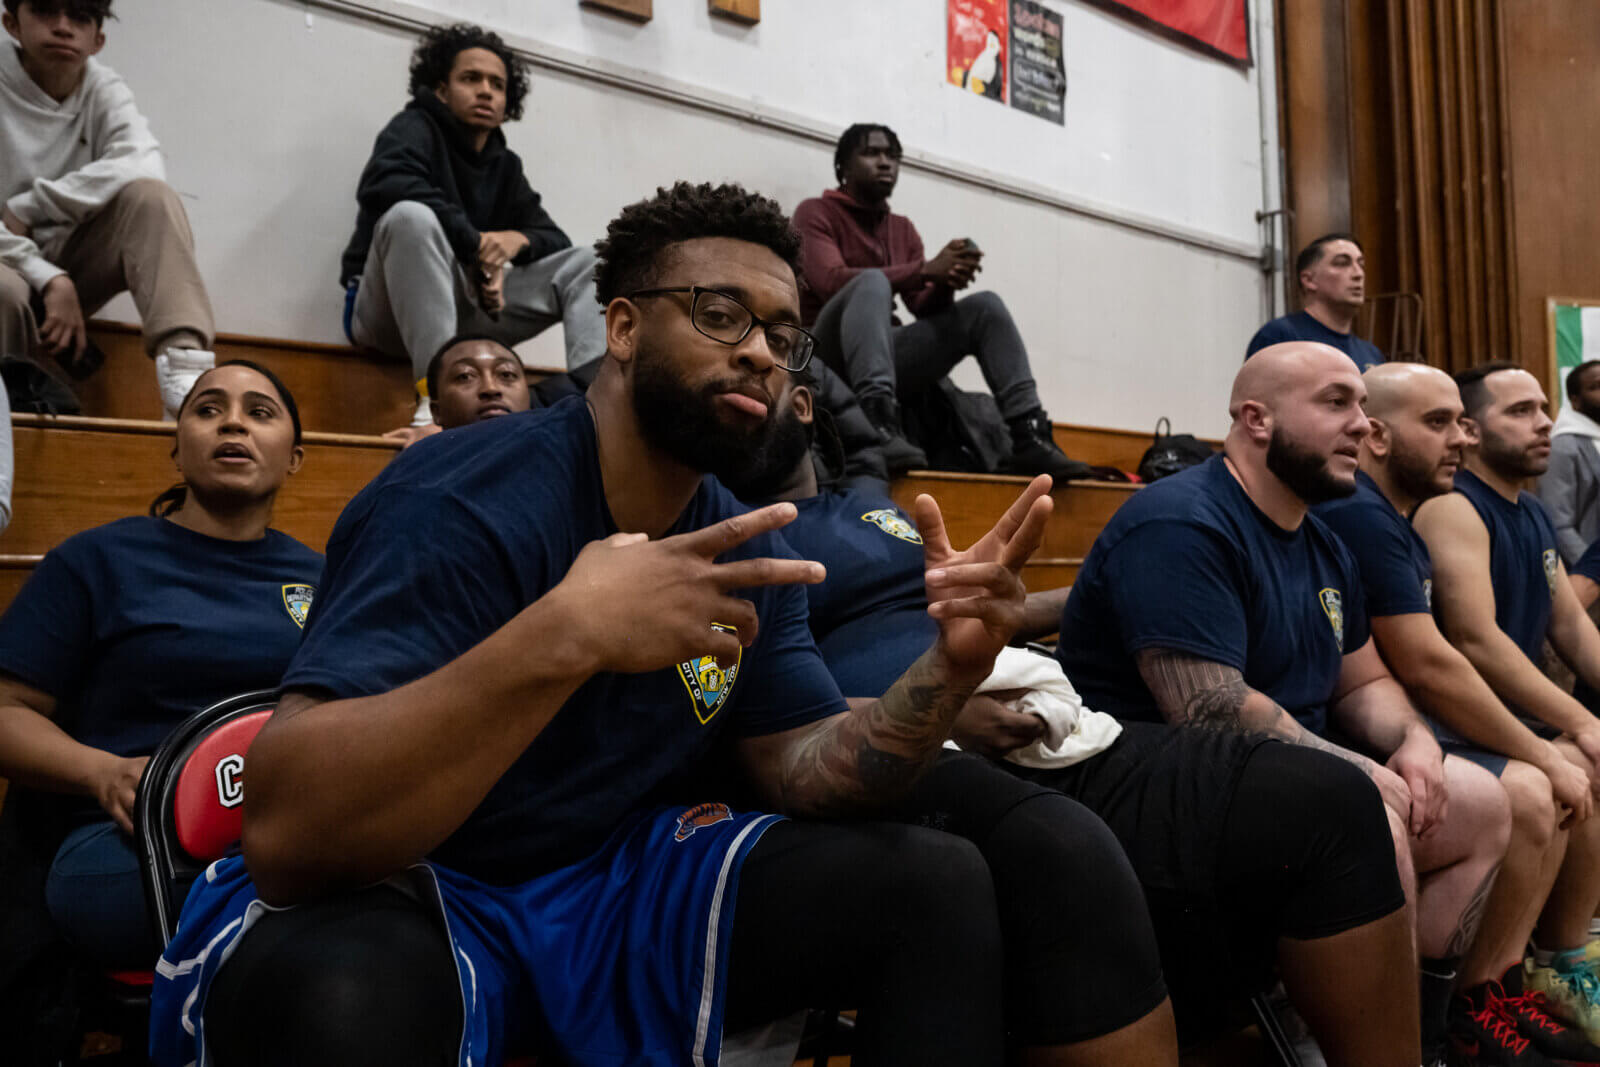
[339,93,572,286]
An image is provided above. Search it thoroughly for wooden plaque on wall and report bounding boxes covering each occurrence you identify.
[580,0,652,22]
[709,0,759,23]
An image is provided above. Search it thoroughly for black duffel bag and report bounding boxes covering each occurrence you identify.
[1137,417,1214,482]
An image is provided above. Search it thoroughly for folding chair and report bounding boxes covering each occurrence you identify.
[133,690,276,947]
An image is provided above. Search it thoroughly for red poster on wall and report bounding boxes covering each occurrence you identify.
[1089,0,1250,66]
[947,0,1009,104]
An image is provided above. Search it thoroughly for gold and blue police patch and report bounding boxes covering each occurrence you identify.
[1545,549,1560,600]
[861,508,922,544]
[678,623,741,725]
[281,584,315,629]
[1319,588,1344,652]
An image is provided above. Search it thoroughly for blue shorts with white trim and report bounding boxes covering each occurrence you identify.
[150,803,782,1067]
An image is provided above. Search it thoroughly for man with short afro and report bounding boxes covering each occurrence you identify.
[341,21,605,440]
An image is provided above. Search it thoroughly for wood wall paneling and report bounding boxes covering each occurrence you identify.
[709,0,759,24]
[580,0,652,22]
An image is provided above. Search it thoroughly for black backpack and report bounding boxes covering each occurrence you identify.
[1137,417,1214,482]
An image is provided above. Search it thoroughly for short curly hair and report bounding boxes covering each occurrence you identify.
[833,123,901,183]
[408,23,530,122]
[593,182,803,306]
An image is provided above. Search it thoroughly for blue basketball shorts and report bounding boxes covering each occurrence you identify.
[150,804,783,1066]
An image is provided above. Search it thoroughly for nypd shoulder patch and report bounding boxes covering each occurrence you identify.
[861,508,923,545]
[677,623,742,725]
[281,584,315,629]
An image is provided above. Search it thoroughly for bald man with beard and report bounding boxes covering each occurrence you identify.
[1415,362,1600,1047]
[1316,363,1600,1064]
[1056,342,1511,1065]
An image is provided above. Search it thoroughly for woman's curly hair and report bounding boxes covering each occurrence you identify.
[408,23,530,122]
[593,181,803,306]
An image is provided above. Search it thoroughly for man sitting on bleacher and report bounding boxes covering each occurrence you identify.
[1,0,217,419]
[148,182,1169,1067]
[1246,234,1385,370]
[342,22,603,443]
[792,122,1086,481]
[722,372,1422,1065]
[1057,341,1513,1064]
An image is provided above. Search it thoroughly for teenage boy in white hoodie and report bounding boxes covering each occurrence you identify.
[1540,359,1600,566]
[0,0,215,419]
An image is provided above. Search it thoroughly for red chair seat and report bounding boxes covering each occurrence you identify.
[170,710,271,861]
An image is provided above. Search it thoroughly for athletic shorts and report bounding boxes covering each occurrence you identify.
[1432,714,1561,777]
[149,804,781,1067]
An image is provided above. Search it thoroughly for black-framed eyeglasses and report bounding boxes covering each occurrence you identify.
[628,286,815,372]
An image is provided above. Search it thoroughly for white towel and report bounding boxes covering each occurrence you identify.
[945,646,1122,768]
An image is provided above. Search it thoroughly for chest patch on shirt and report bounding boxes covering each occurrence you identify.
[678,623,742,725]
[861,508,923,544]
[1544,549,1560,600]
[281,584,315,629]
[1319,588,1345,652]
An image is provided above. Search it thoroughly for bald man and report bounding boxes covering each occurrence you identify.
[1416,362,1600,1043]
[1057,342,1512,1064]
[1316,363,1600,1063]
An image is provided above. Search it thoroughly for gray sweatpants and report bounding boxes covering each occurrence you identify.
[809,268,1041,421]
[348,200,606,381]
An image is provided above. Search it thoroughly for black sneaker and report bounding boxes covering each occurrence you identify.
[1450,986,1558,1066]
[1493,972,1600,1064]
[1004,410,1092,483]
[859,394,928,474]
[2,357,81,414]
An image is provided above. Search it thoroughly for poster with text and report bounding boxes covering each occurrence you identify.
[948,0,1008,104]
[1009,0,1065,124]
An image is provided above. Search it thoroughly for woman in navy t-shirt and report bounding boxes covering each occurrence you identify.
[0,361,323,967]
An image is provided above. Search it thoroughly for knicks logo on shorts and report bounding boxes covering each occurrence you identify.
[861,509,923,544]
[1319,588,1345,652]
[677,623,742,725]
[281,584,315,629]
[1544,549,1560,600]
[673,801,734,842]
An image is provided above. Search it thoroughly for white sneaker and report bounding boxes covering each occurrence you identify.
[410,394,433,427]
[155,348,216,421]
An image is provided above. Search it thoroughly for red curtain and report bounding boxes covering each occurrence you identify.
[1091,0,1250,65]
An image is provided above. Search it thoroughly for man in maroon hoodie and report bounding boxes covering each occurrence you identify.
[794,123,1084,479]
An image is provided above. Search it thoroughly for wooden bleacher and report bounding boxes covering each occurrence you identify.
[0,321,1158,607]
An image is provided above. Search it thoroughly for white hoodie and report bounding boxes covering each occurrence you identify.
[0,43,164,292]
[1552,402,1600,463]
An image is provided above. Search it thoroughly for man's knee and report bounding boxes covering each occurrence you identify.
[109,177,183,218]
[954,289,1009,325]
[373,200,447,245]
[838,267,892,303]
[0,267,29,313]
[1445,756,1513,857]
[1500,759,1558,846]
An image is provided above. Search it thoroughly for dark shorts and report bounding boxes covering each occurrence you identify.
[1432,714,1562,777]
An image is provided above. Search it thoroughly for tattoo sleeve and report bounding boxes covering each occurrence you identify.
[1135,648,1367,765]
[776,647,977,817]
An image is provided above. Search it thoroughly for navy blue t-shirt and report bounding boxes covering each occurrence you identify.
[1453,469,1561,663]
[1574,538,1600,584]
[0,516,321,762]
[1245,311,1386,371]
[1314,470,1433,617]
[282,398,847,885]
[779,489,932,697]
[1056,454,1369,735]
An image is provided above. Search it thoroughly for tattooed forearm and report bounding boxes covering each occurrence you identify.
[779,647,977,816]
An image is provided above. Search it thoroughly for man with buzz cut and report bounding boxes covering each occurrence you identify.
[1,0,217,419]
[342,22,604,440]
[1415,362,1600,1045]
[1316,362,1600,1065]
[149,182,1184,1067]
[1055,340,1514,1065]
[792,122,1088,482]
[1247,233,1385,371]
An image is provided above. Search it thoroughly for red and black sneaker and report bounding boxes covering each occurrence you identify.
[1491,975,1600,1065]
[1449,987,1557,1066]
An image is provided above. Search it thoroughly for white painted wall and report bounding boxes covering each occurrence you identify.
[94,0,1281,437]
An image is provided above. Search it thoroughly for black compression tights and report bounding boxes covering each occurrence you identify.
[203,820,1007,1067]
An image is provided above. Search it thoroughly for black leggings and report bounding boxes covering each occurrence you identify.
[205,819,1007,1067]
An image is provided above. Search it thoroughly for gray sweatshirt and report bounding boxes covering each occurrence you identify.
[0,42,164,291]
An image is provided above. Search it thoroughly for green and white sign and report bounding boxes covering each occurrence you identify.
[1552,300,1600,410]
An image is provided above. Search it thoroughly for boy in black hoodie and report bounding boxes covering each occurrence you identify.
[341,23,603,435]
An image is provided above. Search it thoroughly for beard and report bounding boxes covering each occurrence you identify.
[1389,440,1456,502]
[717,402,813,501]
[1477,427,1549,480]
[631,335,782,488]
[1265,426,1358,505]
